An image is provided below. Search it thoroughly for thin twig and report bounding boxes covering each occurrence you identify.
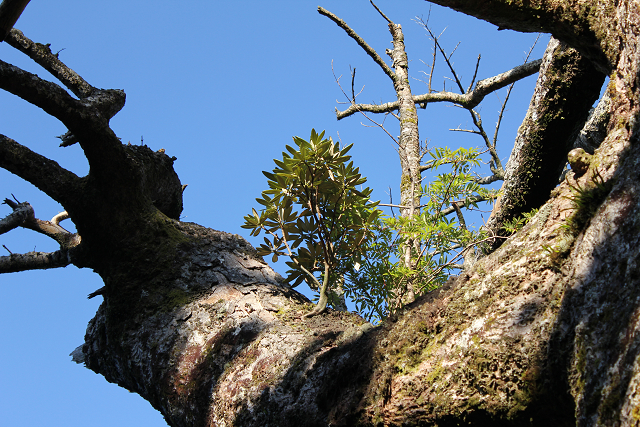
[369,0,392,24]
[318,6,395,81]
[467,54,481,92]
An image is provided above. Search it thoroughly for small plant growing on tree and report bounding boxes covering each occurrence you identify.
[242,129,380,318]
[343,146,498,321]
[319,2,541,313]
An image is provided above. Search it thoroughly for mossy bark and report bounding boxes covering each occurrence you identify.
[484,37,605,250]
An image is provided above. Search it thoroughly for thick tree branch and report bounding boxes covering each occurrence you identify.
[0,51,129,189]
[5,29,96,99]
[0,56,125,133]
[426,0,615,73]
[0,249,72,273]
[3,29,125,148]
[0,135,82,206]
[0,58,83,125]
[0,0,29,42]
[336,59,541,119]
[484,37,606,250]
[318,6,395,82]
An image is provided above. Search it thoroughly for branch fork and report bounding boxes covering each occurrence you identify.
[0,198,80,273]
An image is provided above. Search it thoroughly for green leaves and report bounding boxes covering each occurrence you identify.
[242,129,380,309]
[243,129,497,323]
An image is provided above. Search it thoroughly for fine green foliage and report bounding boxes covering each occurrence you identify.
[242,129,380,317]
[561,168,613,236]
[344,146,497,321]
[503,208,539,235]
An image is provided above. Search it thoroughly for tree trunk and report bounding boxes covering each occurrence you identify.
[484,36,605,250]
[4,1,640,426]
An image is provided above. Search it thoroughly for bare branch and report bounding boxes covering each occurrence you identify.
[0,249,72,273]
[331,63,399,146]
[1,198,80,248]
[5,29,96,99]
[0,0,30,42]
[438,195,494,217]
[0,199,30,235]
[318,6,395,82]
[369,0,392,24]
[336,59,541,119]
[0,53,125,136]
[467,54,481,92]
[474,174,502,185]
[489,35,540,170]
[0,58,83,125]
[0,135,82,205]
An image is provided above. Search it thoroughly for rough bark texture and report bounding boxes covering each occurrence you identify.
[4,1,640,426]
[484,37,605,250]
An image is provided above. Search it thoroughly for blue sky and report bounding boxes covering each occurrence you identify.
[0,1,548,425]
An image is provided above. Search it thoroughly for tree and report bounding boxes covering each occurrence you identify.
[319,1,542,310]
[242,129,380,318]
[2,1,640,427]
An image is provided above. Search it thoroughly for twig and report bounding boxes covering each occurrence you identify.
[369,0,392,24]
[318,6,395,81]
[331,62,400,146]
[335,59,541,119]
[468,54,481,92]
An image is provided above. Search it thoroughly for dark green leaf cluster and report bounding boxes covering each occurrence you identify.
[242,129,380,311]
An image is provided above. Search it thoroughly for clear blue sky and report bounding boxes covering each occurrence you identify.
[0,1,547,425]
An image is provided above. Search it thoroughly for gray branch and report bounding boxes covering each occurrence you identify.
[5,29,96,98]
[0,249,72,273]
[0,199,30,235]
[336,59,541,120]
[318,6,395,82]
[1,198,80,248]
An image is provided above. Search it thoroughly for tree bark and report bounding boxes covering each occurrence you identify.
[4,1,640,426]
[0,0,30,42]
[484,37,605,250]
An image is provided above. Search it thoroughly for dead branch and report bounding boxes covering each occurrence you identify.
[0,198,31,235]
[0,198,80,273]
[1,198,80,248]
[0,249,72,273]
[0,0,30,42]
[332,63,399,146]
[335,59,541,119]
[5,29,96,98]
[0,135,82,206]
[318,6,395,82]
[369,0,392,24]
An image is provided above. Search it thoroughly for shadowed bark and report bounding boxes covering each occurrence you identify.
[484,37,606,251]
